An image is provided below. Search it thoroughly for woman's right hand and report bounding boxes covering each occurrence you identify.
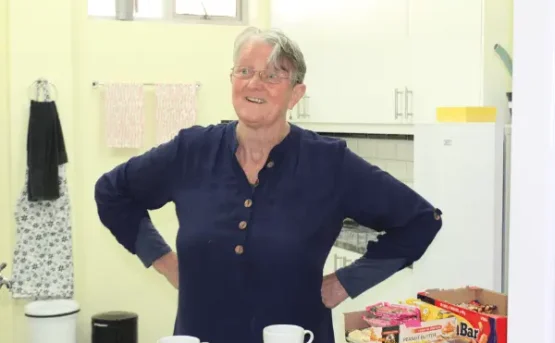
[152,251,179,289]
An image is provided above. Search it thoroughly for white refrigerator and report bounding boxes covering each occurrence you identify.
[412,122,506,293]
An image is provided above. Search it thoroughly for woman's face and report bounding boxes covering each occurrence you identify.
[231,40,305,128]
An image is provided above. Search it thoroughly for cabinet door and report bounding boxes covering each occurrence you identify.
[271,0,318,123]
[407,0,483,124]
[271,0,410,125]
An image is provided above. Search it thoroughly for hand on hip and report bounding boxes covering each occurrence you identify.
[321,272,348,309]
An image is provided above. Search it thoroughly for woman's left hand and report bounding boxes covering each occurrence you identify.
[153,251,179,289]
[321,273,349,309]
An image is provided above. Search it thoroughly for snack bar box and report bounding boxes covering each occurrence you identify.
[344,310,458,343]
[417,286,508,343]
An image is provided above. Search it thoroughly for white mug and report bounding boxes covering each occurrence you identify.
[263,324,314,343]
[157,336,208,343]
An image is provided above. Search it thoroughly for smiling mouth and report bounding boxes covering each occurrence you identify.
[245,96,266,104]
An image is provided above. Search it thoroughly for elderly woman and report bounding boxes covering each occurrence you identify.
[95,27,442,343]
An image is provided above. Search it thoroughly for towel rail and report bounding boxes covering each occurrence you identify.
[91,81,201,88]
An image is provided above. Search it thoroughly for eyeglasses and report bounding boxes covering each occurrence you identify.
[230,66,293,84]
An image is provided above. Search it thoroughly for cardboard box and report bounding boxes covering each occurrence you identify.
[417,286,508,343]
[344,310,458,343]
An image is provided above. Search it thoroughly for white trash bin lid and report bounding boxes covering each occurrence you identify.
[25,299,80,318]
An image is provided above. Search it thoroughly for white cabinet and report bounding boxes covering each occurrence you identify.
[408,0,485,124]
[271,0,512,130]
[407,0,512,124]
[272,0,410,126]
[324,246,415,342]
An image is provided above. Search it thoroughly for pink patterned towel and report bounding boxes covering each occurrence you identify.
[103,83,145,148]
[155,83,198,145]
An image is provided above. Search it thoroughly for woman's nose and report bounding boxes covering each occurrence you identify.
[247,73,265,88]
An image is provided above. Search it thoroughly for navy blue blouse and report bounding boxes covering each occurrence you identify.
[94,121,442,343]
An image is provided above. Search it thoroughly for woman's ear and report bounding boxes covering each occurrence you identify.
[288,83,306,110]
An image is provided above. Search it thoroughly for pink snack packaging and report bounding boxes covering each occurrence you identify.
[365,302,421,321]
[362,302,422,328]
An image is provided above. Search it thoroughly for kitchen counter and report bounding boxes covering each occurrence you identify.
[333,219,382,254]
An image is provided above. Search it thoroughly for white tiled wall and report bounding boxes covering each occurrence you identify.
[335,136,414,188]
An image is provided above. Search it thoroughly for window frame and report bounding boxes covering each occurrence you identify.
[170,0,247,25]
[87,0,248,25]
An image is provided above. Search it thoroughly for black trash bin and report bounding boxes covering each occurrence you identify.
[92,311,138,343]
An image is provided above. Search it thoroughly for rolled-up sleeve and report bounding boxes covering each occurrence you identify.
[335,147,442,297]
[135,218,172,268]
[94,134,183,255]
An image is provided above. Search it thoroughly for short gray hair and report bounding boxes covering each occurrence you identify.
[233,27,307,84]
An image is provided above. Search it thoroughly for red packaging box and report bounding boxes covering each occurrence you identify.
[417,286,508,343]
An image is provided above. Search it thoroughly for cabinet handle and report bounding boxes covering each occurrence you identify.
[404,87,413,120]
[395,88,403,119]
[334,254,341,271]
[342,256,354,267]
[297,95,310,119]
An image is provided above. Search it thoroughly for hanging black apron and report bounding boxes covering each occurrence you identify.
[11,80,74,299]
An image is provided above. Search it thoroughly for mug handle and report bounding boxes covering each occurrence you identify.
[304,330,314,343]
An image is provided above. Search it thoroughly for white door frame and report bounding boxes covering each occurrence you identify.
[508,0,555,342]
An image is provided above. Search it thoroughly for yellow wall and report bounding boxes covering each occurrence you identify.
[0,0,13,339]
[0,0,269,342]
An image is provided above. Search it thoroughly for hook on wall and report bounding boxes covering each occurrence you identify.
[0,262,12,291]
[27,78,58,102]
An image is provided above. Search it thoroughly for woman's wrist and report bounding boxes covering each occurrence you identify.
[152,251,178,275]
